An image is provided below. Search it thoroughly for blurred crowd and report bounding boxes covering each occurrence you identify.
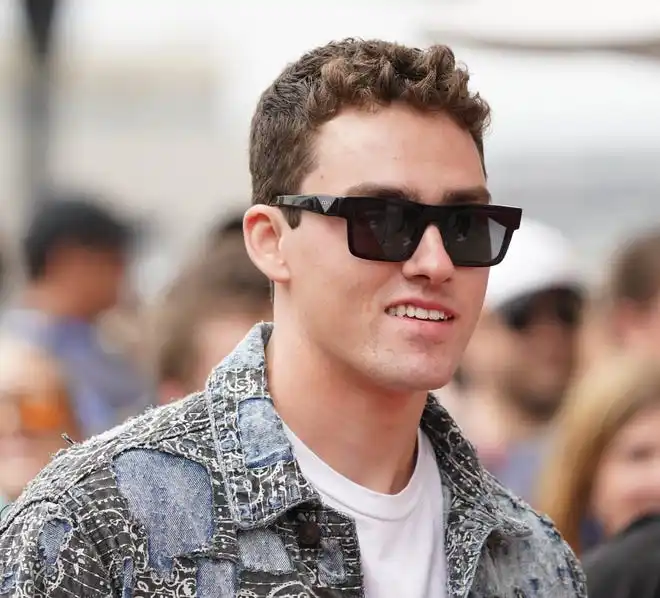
[0,191,271,509]
[2,187,660,592]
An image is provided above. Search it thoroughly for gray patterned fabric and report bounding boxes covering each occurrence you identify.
[0,323,586,597]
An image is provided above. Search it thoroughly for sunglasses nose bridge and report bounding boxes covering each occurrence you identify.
[402,221,455,281]
[423,210,452,252]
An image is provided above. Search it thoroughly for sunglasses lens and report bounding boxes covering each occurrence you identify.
[345,199,515,265]
[441,209,507,267]
[557,295,582,327]
[503,304,532,331]
[501,290,583,331]
[17,391,72,435]
[348,198,420,261]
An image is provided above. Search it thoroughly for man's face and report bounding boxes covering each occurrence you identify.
[464,288,581,419]
[279,104,489,393]
[65,246,127,315]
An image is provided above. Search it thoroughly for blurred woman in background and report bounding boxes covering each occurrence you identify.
[0,335,78,511]
[537,353,660,596]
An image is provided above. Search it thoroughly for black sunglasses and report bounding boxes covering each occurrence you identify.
[500,289,583,331]
[273,194,522,267]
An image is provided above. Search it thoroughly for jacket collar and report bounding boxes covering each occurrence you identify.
[205,322,529,539]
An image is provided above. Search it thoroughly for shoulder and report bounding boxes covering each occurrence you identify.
[0,499,116,597]
[485,473,587,595]
[0,391,228,595]
[583,516,660,594]
[0,391,210,533]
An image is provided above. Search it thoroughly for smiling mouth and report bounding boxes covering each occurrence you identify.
[385,304,454,322]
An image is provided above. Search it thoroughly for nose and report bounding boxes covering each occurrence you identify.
[401,224,455,284]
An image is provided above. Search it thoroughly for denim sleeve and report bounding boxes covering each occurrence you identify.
[0,501,113,598]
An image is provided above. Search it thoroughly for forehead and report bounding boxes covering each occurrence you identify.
[301,104,486,202]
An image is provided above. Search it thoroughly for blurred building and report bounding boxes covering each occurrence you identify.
[0,0,658,290]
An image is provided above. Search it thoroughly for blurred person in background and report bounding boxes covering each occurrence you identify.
[605,228,660,360]
[155,228,271,402]
[449,218,584,502]
[0,237,5,303]
[206,211,245,246]
[572,227,660,384]
[537,353,660,563]
[0,40,585,597]
[0,335,78,512]
[0,193,153,438]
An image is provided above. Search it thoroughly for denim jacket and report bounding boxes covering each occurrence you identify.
[0,323,586,597]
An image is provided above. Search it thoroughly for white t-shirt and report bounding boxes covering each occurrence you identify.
[284,425,447,598]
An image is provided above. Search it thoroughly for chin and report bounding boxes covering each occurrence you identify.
[373,363,455,394]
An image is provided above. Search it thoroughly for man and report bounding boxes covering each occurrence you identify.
[448,218,584,502]
[155,230,272,402]
[0,39,585,597]
[0,194,152,437]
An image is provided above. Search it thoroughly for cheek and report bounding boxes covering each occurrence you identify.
[590,463,623,522]
[593,462,628,503]
[645,311,660,356]
[591,459,649,525]
[287,219,345,276]
[463,272,488,319]
[287,219,387,309]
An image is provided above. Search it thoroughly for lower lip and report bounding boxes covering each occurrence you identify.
[386,314,456,341]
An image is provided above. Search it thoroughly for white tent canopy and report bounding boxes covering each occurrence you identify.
[425,0,660,51]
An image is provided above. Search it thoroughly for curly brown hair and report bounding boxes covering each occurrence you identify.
[249,38,491,226]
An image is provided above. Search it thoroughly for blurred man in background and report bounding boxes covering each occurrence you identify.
[451,218,584,502]
[0,193,152,438]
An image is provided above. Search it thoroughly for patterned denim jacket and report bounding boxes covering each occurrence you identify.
[0,323,586,598]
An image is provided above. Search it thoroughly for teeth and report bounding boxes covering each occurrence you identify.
[386,304,452,321]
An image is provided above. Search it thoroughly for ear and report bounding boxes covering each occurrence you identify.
[243,204,291,284]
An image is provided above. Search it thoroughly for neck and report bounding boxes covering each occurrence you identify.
[266,323,427,495]
[22,283,92,321]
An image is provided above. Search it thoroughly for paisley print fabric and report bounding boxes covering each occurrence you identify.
[0,323,586,597]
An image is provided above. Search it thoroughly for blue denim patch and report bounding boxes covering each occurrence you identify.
[237,529,294,573]
[122,557,134,598]
[196,559,236,598]
[38,519,72,566]
[237,397,293,469]
[318,539,346,585]
[113,449,214,576]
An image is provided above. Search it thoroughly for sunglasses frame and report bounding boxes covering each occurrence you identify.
[273,194,523,267]
[500,288,584,331]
